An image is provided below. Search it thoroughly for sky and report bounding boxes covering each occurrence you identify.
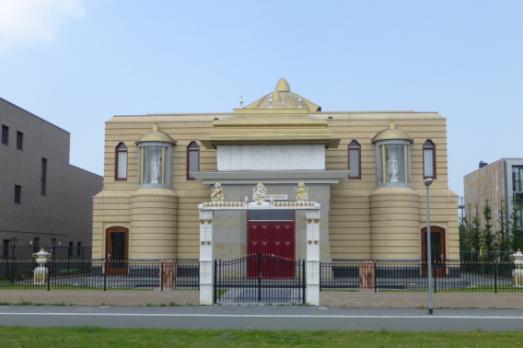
[0,0,522,195]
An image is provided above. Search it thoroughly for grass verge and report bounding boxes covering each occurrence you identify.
[1,327,523,347]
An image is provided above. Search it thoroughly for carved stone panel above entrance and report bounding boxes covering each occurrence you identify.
[217,144,325,171]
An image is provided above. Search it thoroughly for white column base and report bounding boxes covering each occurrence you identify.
[306,259,320,306]
[199,256,214,305]
[200,284,213,305]
[306,285,320,306]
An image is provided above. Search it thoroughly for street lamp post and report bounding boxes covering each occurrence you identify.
[424,178,434,315]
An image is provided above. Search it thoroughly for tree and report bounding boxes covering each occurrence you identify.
[459,218,469,255]
[481,201,494,260]
[469,204,482,261]
[494,200,512,261]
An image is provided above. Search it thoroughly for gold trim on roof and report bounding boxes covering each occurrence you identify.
[243,78,321,112]
[372,122,412,143]
[202,79,339,149]
[136,124,176,145]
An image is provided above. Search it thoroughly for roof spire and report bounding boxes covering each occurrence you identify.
[241,78,321,112]
[275,78,290,92]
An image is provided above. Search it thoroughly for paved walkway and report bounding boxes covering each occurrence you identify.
[0,290,199,306]
[1,290,522,309]
[321,292,523,309]
[1,306,523,331]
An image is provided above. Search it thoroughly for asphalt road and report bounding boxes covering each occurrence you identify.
[1,306,523,331]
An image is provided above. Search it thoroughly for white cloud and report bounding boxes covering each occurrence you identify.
[0,0,85,50]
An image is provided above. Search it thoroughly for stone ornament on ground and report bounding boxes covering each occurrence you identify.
[513,250,523,287]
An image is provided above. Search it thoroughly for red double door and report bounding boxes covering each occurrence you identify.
[247,220,295,278]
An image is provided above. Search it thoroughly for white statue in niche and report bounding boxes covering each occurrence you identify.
[295,182,310,202]
[252,182,267,204]
[210,183,225,203]
[388,151,399,183]
[150,151,162,184]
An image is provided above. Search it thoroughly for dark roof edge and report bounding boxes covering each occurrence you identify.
[68,164,103,178]
[0,97,70,135]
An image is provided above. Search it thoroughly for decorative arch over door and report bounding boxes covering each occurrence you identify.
[105,226,129,275]
[421,226,446,277]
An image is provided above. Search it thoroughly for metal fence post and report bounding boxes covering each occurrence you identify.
[433,265,437,294]
[494,261,498,293]
[302,259,306,304]
[103,260,107,291]
[374,261,378,293]
[213,260,217,304]
[47,261,51,291]
[257,254,262,302]
[160,261,164,292]
[6,257,13,284]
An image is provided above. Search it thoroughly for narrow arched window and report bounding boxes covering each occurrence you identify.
[115,142,128,180]
[348,140,361,179]
[187,141,200,180]
[423,140,436,179]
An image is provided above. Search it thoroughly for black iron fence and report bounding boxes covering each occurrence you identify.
[320,260,521,293]
[1,257,521,294]
[214,254,306,304]
[0,259,199,291]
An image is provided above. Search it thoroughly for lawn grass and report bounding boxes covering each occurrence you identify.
[0,327,523,348]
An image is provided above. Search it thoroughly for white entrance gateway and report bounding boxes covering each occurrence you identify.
[198,188,321,306]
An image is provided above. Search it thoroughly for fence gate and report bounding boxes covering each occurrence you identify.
[214,254,305,304]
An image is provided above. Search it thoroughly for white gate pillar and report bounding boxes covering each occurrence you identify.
[305,209,320,306]
[199,210,214,305]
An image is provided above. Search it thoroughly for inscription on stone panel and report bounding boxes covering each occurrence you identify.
[217,145,325,171]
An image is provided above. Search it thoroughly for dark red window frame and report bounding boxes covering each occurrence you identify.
[423,139,437,179]
[115,142,128,181]
[186,141,200,181]
[348,140,361,179]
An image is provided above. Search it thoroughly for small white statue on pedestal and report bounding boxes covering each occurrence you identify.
[388,151,399,183]
[295,181,310,202]
[210,183,225,203]
[252,182,267,204]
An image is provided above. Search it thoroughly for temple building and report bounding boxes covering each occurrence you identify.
[92,79,459,267]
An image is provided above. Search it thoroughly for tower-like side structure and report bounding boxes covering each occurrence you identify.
[370,124,420,259]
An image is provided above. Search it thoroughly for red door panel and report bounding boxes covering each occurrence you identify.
[248,220,295,278]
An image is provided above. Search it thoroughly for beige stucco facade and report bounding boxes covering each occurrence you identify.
[92,80,459,261]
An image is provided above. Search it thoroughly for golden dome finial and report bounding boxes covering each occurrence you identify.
[372,122,412,144]
[136,123,176,145]
[275,78,290,92]
[242,78,321,112]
